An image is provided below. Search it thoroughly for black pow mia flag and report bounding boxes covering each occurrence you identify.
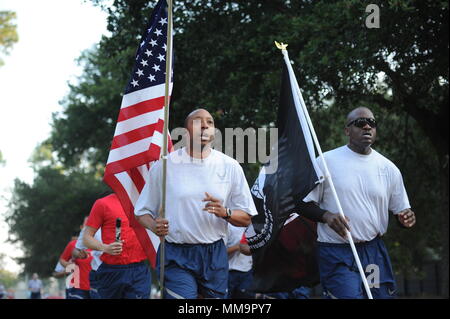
[246,63,323,293]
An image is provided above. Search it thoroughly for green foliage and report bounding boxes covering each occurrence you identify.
[0,269,18,289]
[363,105,443,278]
[0,254,19,288]
[53,0,448,160]
[0,11,18,67]
[6,166,109,276]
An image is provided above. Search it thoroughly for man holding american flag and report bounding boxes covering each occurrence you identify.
[85,0,173,299]
[134,108,258,299]
[98,0,257,299]
[102,0,173,277]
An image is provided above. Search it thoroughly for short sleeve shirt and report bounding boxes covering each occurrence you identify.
[76,227,103,271]
[73,250,93,291]
[303,146,410,243]
[226,225,252,272]
[60,240,77,262]
[86,194,147,265]
[28,279,42,293]
[135,148,258,244]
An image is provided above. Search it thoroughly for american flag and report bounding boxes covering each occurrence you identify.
[103,0,173,268]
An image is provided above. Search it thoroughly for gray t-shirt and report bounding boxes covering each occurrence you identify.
[135,148,258,244]
[226,224,252,272]
[75,227,103,271]
[304,145,410,243]
[28,279,42,293]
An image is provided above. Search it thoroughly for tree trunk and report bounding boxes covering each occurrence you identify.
[439,154,449,298]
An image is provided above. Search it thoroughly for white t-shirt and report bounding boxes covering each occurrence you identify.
[303,145,410,243]
[28,279,42,293]
[135,147,258,244]
[75,227,103,271]
[54,262,64,273]
[226,225,253,272]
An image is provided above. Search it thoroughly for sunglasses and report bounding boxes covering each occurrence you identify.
[346,117,377,128]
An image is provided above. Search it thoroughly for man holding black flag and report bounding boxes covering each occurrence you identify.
[248,43,415,299]
[303,107,416,299]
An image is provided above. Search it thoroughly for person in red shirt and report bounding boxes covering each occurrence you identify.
[59,232,79,298]
[239,233,251,256]
[59,233,78,269]
[83,193,151,299]
[67,249,94,299]
[59,227,95,299]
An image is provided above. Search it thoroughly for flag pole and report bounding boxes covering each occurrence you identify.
[275,41,374,299]
[160,0,173,299]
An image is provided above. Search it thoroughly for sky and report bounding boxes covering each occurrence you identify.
[0,0,109,273]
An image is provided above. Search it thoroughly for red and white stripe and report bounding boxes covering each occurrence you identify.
[103,82,173,268]
[105,83,173,175]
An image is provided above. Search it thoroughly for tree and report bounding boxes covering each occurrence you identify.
[0,11,18,67]
[6,145,109,276]
[0,253,19,288]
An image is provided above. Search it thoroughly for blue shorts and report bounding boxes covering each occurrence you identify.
[157,240,228,299]
[95,261,151,299]
[228,270,255,299]
[89,270,100,299]
[66,288,91,299]
[318,236,397,299]
[262,286,311,299]
[30,292,41,299]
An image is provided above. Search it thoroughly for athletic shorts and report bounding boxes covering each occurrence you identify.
[94,261,151,299]
[261,286,311,299]
[228,270,255,299]
[66,288,91,299]
[318,236,397,299]
[89,270,100,299]
[30,292,41,299]
[157,240,228,299]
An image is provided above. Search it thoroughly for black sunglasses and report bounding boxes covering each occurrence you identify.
[346,117,377,128]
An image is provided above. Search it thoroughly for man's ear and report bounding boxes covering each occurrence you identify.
[344,127,350,136]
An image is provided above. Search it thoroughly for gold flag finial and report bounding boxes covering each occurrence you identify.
[275,41,288,50]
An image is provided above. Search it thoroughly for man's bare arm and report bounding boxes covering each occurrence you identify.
[83,226,123,255]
